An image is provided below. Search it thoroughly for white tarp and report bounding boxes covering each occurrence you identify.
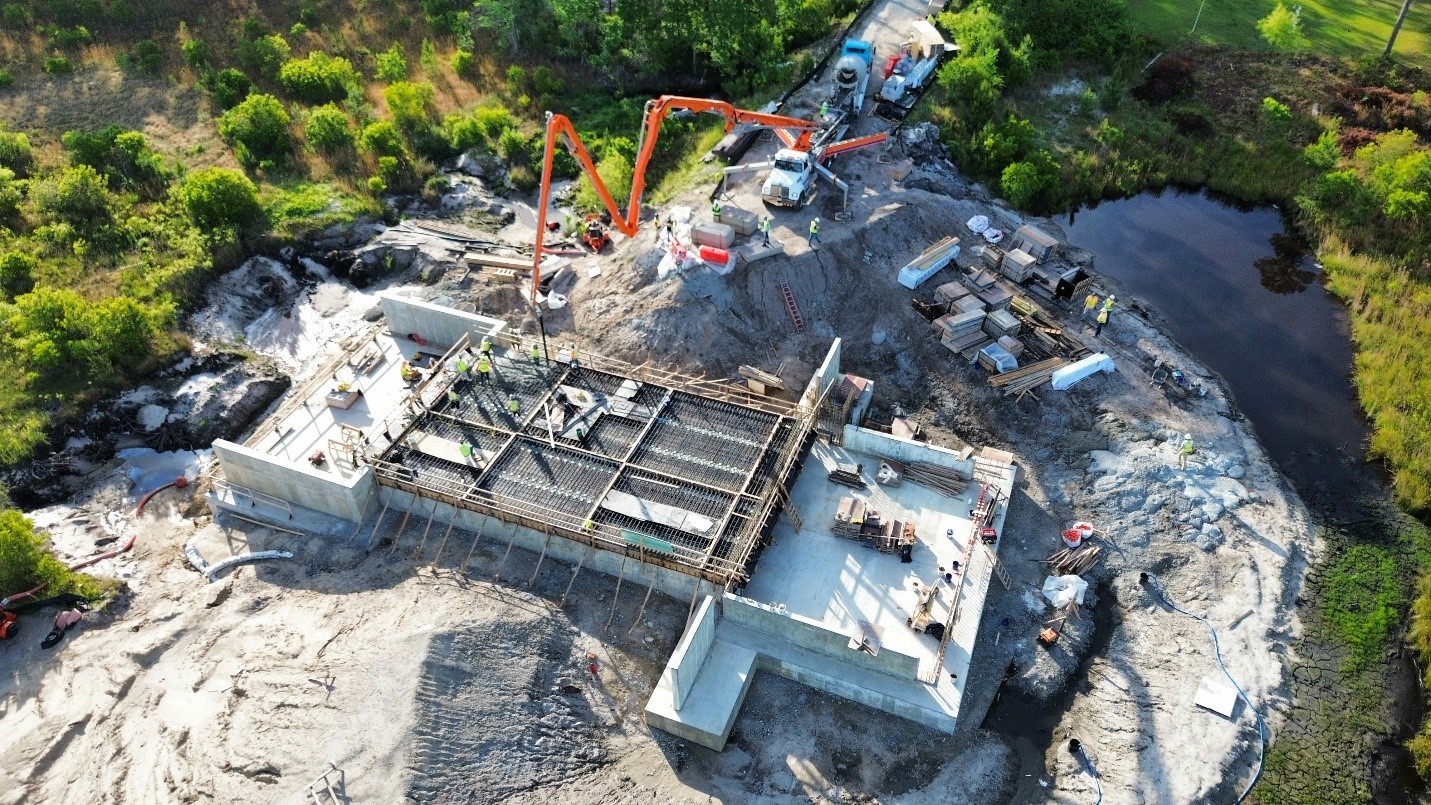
[1042,574,1088,608]
[966,215,989,234]
[1051,352,1115,390]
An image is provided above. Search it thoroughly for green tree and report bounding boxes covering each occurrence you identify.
[61,127,168,197]
[0,509,98,600]
[1257,2,1308,51]
[181,37,211,69]
[0,250,37,301]
[574,149,633,211]
[278,52,361,104]
[937,50,1004,125]
[81,296,168,375]
[173,167,262,232]
[3,287,89,373]
[376,43,408,81]
[218,93,292,165]
[305,104,355,154]
[33,164,112,226]
[1000,150,1059,209]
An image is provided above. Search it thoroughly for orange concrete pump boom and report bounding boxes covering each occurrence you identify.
[530,96,821,302]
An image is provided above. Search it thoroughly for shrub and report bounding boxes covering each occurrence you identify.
[61,126,168,197]
[359,120,405,158]
[1257,2,1308,52]
[0,127,35,176]
[1000,150,1059,209]
[173,167,262,232]
[43,0,101,25]
[126,38,163,75]
[573,150,632,211]
[447,106,512,151]
[33,164,112,225]
[278,52,360,104]
[451,49,474,77]
[2,3,29,28]
[181,37,211,70]
[207,68,253,110]
[384,81,434,131]
[1262,96,1292,126]
[367,175,387,195]
[0,510,100,601]
[0,167,20,220]
[305,103,355,154]
[236,33,290,80]
[218,93,292,165]
[376,43,407,82]
[44,55,74,75]
[0,70,11,87]
[43,24,91,49]
[0,250,37,300]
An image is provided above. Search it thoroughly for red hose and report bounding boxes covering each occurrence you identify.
[5,475,189,607]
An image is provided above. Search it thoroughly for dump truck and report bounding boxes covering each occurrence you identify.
[878,20,957,105]
[833,39,874,114]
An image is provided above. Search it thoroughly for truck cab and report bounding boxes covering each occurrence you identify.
[761,149,815,206]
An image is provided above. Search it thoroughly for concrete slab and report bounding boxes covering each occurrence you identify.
[736,240,784,263]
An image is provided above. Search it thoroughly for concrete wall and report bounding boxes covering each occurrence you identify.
[753,654,954,734]
[663,595,717,710]
[722,593,920,680]
[800,338,842,416]
[378,291,506,351]
[378,487,722,603]
[842,425,974,479]
[212,439,379,523]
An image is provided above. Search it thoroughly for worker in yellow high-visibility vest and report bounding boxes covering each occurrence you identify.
[808,217,820,249]
[1082,292,1100,322]
[476,355,492,383]
[1178,433,1195,470]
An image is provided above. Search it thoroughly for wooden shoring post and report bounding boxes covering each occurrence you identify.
[429,517,457,570]
[528,526,553,588]
[604,553,629,632]
[495,522,519,582]
[560,549,588,606]
[388,494,417,555]
[629,567,659,635]
[365,498,392,551]
[412,499,441,560]
[461,513,490,572]
[686,578,703,626]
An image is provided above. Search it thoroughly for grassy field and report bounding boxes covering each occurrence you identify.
[1128,0,1431,68]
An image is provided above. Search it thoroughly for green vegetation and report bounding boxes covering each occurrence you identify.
[0,509,101,599]
[1127,0,1431,68]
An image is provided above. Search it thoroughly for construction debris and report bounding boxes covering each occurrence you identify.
[1046,544,1103,576]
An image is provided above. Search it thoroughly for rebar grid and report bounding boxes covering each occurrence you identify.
[479,438,617,519]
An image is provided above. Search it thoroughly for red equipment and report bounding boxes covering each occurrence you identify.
[0,610,18,640]
[531,96,823,303]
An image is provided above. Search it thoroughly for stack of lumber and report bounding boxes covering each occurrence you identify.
[997,335,1025,358]
[988,357,1067,398]
[903,462,970,496]
[828,467,866,488]
[1047,544,1102,576]
[980,244,1005,272]
[983,308,1022,338]
[934,281,971,306]
[833,496,869,537]
[1010,296,1090,359]
[934,310,984,338]
[876,520,917,552]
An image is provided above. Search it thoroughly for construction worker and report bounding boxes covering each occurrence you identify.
[820,101,829,118]
[711,199,722,221]
[529,343,542,364]
[760,216,772,247]
[1102,295,1117,314]
[507,395,521,415]
[1178,433,1195,470]
[1082,292,1100,322]
[476,354,492,383]
[569,343,580,367]
[1094,308,1109,337]
[480,335,493,356]
[808,217,820,249]
[447,387,460,406]
[459,441,474,465]
[456,355,469,376]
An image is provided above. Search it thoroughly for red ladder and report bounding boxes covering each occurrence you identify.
[779,282,805,333]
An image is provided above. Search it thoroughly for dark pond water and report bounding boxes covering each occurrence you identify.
[1058,187,1378,510]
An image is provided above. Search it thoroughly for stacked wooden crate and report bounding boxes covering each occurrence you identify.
[951,294,986,314]
[935,310,987,355]
[934,281,970,306]
[983,308,1022,339]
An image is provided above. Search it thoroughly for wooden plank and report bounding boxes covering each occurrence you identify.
[602,489,715,535]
